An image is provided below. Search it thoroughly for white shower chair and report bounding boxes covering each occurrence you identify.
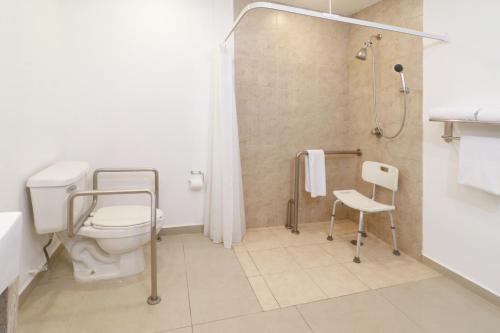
[327,161,400,263]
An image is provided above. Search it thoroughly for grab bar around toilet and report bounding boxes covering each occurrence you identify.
[67,188,161,306]
[90,168,159,214]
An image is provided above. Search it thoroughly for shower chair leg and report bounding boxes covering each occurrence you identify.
[389,212,400,256]
[327,200,340,241]
[350,211,366,246]
[353,211,365,263]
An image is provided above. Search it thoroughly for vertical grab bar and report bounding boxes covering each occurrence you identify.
[286,149,362,234]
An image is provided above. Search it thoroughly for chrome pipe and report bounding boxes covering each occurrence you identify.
[67,188,160,305]
[290,149,362,234]
[286,199,294,229]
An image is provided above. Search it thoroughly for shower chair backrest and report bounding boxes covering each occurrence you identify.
[362,161,399,192]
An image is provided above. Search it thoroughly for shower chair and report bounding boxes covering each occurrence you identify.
[327,161,400,263]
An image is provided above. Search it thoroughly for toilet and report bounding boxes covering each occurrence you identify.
[27,161,164,282]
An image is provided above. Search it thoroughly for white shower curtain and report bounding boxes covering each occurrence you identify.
[204,43,246,248]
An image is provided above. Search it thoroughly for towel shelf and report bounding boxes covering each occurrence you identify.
[429,118,500,143]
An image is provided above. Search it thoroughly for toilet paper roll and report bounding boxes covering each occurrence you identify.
[189,175,204,191]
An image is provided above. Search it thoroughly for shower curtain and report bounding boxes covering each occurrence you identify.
[204,43,246,248]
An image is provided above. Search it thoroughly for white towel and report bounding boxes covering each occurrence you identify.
[476,106,500,122]
[304,150,326,198]
[429,107,481,121]
[458,136,500,196]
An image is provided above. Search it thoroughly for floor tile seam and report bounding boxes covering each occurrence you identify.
[300,267,331,300]
[262,270,329,307]
[181,240,194,328]
[247,245,303,276]
[244,247,265,277]
[374,287,430,333]
[294,305,315,333]
[282,245,318,269]
[246,275,266,311]
[338,261,376,291]
[190,306,263,327]
[154,325,193,333]
[259,273,290,308]
[246,275,280,311]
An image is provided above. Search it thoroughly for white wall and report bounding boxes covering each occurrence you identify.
[0,0,233,291]
[0,0,67,292]
[423,0,500,296]
[60,0,233,227]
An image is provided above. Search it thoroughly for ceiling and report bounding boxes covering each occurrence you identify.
[268,0,382,16]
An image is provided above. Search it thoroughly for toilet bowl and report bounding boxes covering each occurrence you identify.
[27,161,164,282]
[61,205,164,282]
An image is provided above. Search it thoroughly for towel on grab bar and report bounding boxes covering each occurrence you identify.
[304,150,326,198]
[458,136,500,196]
[429,107,481,121]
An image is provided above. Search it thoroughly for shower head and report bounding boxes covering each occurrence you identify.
[355,34,382,61]
[394,64,404,72]
[356,47,367,61]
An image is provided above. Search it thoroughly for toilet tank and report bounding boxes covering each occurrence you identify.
[27,161,91,234]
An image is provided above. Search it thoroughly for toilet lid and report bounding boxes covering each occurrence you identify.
[91,205,163,229]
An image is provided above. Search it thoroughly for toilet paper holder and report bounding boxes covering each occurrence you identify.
[190,170,204,183]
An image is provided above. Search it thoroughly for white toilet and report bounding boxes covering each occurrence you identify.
[27,161,164,282]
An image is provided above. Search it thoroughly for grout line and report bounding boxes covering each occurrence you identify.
[181,239,194,328]
[191,306,280,328]
[155,325,193,333]
[260,274,281,309]
[245,275,266,312]
[294,305,315,333]
[239,248,282,310]
[375,288,429,333]
[301,268,330,300]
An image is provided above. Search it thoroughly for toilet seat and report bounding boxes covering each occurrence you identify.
[77,205,164,239]
[91,205,163,229]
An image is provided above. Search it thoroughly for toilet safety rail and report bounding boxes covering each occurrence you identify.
[285,149,362,234]
[67,168,161,306]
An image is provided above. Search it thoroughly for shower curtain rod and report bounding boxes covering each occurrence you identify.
[224,2,449,43]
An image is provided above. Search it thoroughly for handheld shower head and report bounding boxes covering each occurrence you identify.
[394,64,409,94]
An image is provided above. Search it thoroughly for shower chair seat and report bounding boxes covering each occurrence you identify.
[332,190,395,213]
[327,161,400,264]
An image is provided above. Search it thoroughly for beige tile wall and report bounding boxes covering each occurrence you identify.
[346,0,423,258]
[234,0,358,228]
[234,0,423,258]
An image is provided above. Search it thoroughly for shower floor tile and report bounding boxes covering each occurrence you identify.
[242,220,440,310]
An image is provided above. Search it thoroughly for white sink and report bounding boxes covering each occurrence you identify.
[0,212,22,293]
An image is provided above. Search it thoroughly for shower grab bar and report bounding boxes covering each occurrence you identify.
[67,188,160,306]
[429,118,500,142]
[286,149,362,234]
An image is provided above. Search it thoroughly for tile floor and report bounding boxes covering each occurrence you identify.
[237,220,440,308]
[17,220,500,333]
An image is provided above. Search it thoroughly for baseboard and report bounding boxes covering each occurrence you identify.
[18,245,64,307]
[422,256,500,307]
[160,224,203,235]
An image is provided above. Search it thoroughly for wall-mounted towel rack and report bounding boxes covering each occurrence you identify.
[430,118,500,142]
[285,149,362,234]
